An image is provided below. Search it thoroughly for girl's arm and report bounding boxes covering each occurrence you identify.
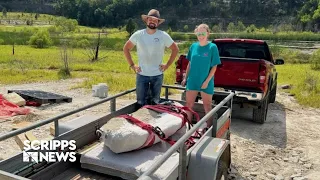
[184,63,190,80]
[204,66,217,83]
[204,44,220,83]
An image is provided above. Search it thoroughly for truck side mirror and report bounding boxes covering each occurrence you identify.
[275,59,284,65]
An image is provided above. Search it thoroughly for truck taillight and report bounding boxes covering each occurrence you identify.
[259,64,266,84]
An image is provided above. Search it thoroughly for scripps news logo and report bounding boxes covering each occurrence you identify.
[23,140,76,163]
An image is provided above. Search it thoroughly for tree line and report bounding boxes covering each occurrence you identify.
[1,0,319,31]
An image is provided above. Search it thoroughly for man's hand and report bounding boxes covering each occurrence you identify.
[159,64,169,72]
[131,65,141,73]
[201,80,209,89]
[181,79,187,87]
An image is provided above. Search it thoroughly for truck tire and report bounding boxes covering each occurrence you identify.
[269,81,277,103]
[252,94,269,124]
[216,161,228,180]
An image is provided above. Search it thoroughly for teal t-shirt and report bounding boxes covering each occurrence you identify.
[186,42,221,94]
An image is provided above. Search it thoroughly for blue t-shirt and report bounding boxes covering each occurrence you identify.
[186,42,221,94]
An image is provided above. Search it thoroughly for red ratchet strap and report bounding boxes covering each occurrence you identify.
[118,114,155,149]
[143,104,202,138]
[119,113,195,150]
[118,114,176,149]
[143,105,200,124]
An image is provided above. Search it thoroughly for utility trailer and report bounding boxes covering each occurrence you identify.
[0,85,234,180]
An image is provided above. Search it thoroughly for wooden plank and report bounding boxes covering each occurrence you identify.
[14,134,28,151]
[12,121,32,150]
[25,131,38,142]
[25,131,40,147]
[11,121,32,130]
[50,125,55,136]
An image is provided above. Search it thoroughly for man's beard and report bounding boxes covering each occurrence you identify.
[147,23,157,29]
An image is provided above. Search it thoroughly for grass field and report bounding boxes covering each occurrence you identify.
[0,45,177,94]
[277,64,320,108]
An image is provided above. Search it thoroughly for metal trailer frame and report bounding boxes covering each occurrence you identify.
[0,85,234,180]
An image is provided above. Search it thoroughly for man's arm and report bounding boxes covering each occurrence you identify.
[160,42,179,71]
[166,42,179,67]
[123,40,135,67]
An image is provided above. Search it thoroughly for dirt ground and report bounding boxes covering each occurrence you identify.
[0,78,319,180]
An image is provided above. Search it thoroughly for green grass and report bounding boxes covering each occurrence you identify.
[0,24,128,49]
[1,44,319,108]
[277,64,320,108]
[0,45,177,95]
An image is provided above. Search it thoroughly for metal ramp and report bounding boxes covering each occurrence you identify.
[8,90,72,105]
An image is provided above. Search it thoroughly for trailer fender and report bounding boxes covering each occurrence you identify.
[187,137,230,180]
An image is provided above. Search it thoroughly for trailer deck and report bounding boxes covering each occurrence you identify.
[0,85,234,180]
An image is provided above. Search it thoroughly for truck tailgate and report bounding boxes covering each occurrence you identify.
[215,57,261,90]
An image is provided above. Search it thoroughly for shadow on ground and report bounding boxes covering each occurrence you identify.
[230,101,287,148]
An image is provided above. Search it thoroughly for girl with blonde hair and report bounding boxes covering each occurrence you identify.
[181,24,221,129]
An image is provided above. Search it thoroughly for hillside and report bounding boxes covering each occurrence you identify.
[1,0,319,31]
[0,0,56,14]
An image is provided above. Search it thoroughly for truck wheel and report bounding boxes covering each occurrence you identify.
[216,161,228,180]
[269,81,277,103]
[252,94,269,124]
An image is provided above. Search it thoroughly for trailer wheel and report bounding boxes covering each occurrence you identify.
[226,131,230,141]
[252,94,269,124]
[216,161,228,180]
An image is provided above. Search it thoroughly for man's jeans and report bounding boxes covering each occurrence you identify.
[136,74,163,106]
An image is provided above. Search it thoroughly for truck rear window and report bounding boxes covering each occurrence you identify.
[214,42,271,61]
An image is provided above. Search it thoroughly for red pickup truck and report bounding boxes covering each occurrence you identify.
[176,39,284,124]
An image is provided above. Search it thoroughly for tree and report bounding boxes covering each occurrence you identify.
[183,25,189,32]
[58,43,72,78]
[35,13,40,20]
[84,30,108,62]
[297,0,319,31]
[2,8,7,17]
[126,18,137,36]
[29,30,52,48]
[168,19,178,31]
[246,24,257,33]
[237,21,246,32]
[212,23,223,33]
[227,22,236,32]
[55,17,78,32]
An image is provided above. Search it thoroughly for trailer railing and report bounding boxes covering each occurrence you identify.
[0,85,185,142]
[0,84,234,180]
[0,88,136,141]
[137,91,234,180]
